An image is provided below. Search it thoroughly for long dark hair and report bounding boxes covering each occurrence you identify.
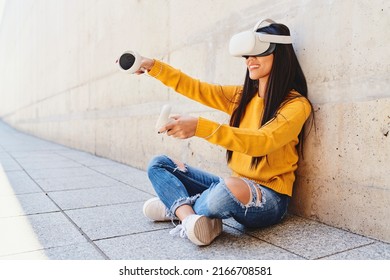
[227,23,314,168]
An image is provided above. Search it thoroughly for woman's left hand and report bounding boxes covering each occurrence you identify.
[159,115,198,139]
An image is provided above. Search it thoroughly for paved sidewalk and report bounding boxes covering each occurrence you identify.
[0,121,389,260]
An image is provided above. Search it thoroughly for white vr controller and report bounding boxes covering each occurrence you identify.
[155,104,172,133]
[117,50,142,74]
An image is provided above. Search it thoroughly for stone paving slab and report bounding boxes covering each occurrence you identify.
[65,202,168,241]
[11,152,70,161]
[26,166,103,180]
[0,154,22,171]
[225,215,376,259]
[0,215,46,256]
[49,184,152,210]
[0,192,59,217]
[1,170,42,194]
[35,173,127,192]
[90,164,155,194]
[0,243,105,260]
[322,242,390,260]
[0,213,86,256]
[22,212,88,248]
[55,150,122,167]
[18,159,83,171]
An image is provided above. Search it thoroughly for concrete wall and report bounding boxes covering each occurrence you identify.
[0,0,389,242]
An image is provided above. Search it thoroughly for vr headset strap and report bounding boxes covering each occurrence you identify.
[258,33,292,44]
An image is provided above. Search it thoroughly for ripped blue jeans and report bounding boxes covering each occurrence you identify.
[147,155,290,228]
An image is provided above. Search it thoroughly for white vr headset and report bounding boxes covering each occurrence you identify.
[229,19,292,57]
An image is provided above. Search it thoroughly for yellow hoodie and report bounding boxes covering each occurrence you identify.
[148,60,311,196]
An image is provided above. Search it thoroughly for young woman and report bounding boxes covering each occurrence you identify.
[136,19,313,246]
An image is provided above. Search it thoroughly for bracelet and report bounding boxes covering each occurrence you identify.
[204,123,223,139]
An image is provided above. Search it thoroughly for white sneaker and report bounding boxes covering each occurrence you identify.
[143,197,175,222]
[170,214,222,246]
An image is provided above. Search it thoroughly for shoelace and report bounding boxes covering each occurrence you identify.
[169,224,187,239]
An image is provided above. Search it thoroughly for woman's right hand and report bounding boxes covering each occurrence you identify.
[134,56,155,75]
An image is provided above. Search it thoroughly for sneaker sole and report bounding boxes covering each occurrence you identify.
[188,216,222,246]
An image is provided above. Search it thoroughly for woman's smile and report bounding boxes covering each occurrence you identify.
[246,55,274,80]
[248,64,260,70]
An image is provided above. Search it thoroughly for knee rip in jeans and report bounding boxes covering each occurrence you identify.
[224,178,266,215]
[245,181,263,206]
[171,158,188,173]
[240,179,266,215]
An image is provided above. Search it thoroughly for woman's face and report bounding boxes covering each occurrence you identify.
[245,54,274,81]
